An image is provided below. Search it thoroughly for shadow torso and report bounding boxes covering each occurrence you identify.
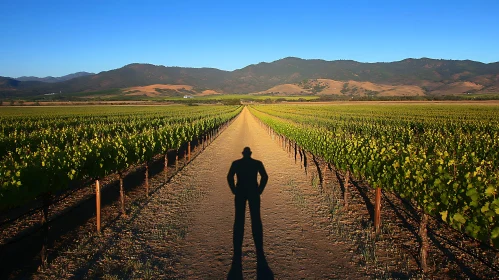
[231,158,263,193]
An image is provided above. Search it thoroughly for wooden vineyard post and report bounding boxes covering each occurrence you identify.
[299,147,303,165]
[344,170,350,209]
[187,141,191,163]
[302,149,308,174]
[164,154,168,182]
[294,143,298,164]
[145,164,149,197]
[40,193,50,269]
[119,174,126,217]
[95,179,101,233]
[322,163,328,187]
[175,151,179,172]
[374,187,382,235]
[419,212,429,273]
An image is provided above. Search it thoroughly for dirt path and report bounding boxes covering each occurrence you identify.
[175,107,364,279]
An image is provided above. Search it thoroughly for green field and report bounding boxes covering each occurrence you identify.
[250,103,499,247]
[0,105,242,210]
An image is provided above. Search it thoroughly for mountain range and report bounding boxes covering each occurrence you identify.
[15,72,94,83]
[1,57,499,99]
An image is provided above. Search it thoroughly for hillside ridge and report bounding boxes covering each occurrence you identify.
[16,72,95,83]
[2,57,499,98]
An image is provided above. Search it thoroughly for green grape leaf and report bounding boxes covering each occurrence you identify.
[440,210,448,221]
[453,213,466,224]
[485,186,496,196]
[491,227,499,239]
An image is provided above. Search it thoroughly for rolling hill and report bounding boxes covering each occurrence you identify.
[2,57,499,99]
[16,72,94,83]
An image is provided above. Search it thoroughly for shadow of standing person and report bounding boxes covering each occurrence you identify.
[227,147,274,280]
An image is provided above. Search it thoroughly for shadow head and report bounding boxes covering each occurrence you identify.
[242,147,252,158]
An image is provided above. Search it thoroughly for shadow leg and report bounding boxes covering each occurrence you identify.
[248,194,265,262]
[228,194,246,280]
[233,194,247,262]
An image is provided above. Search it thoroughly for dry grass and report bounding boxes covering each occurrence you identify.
[315,79,345,94]
[198,89,221,96]
[124,84,194,96]
[254,83,307,95]
[254,79,425,96]
[122,84,221,97]
[433,81,484,94]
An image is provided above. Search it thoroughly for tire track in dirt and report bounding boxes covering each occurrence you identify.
[176,107,365,279]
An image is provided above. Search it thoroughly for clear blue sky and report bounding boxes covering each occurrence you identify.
[1,0,498,77]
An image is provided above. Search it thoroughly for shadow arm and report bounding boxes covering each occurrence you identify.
[258,162,268,194]
[227,163,236,195]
